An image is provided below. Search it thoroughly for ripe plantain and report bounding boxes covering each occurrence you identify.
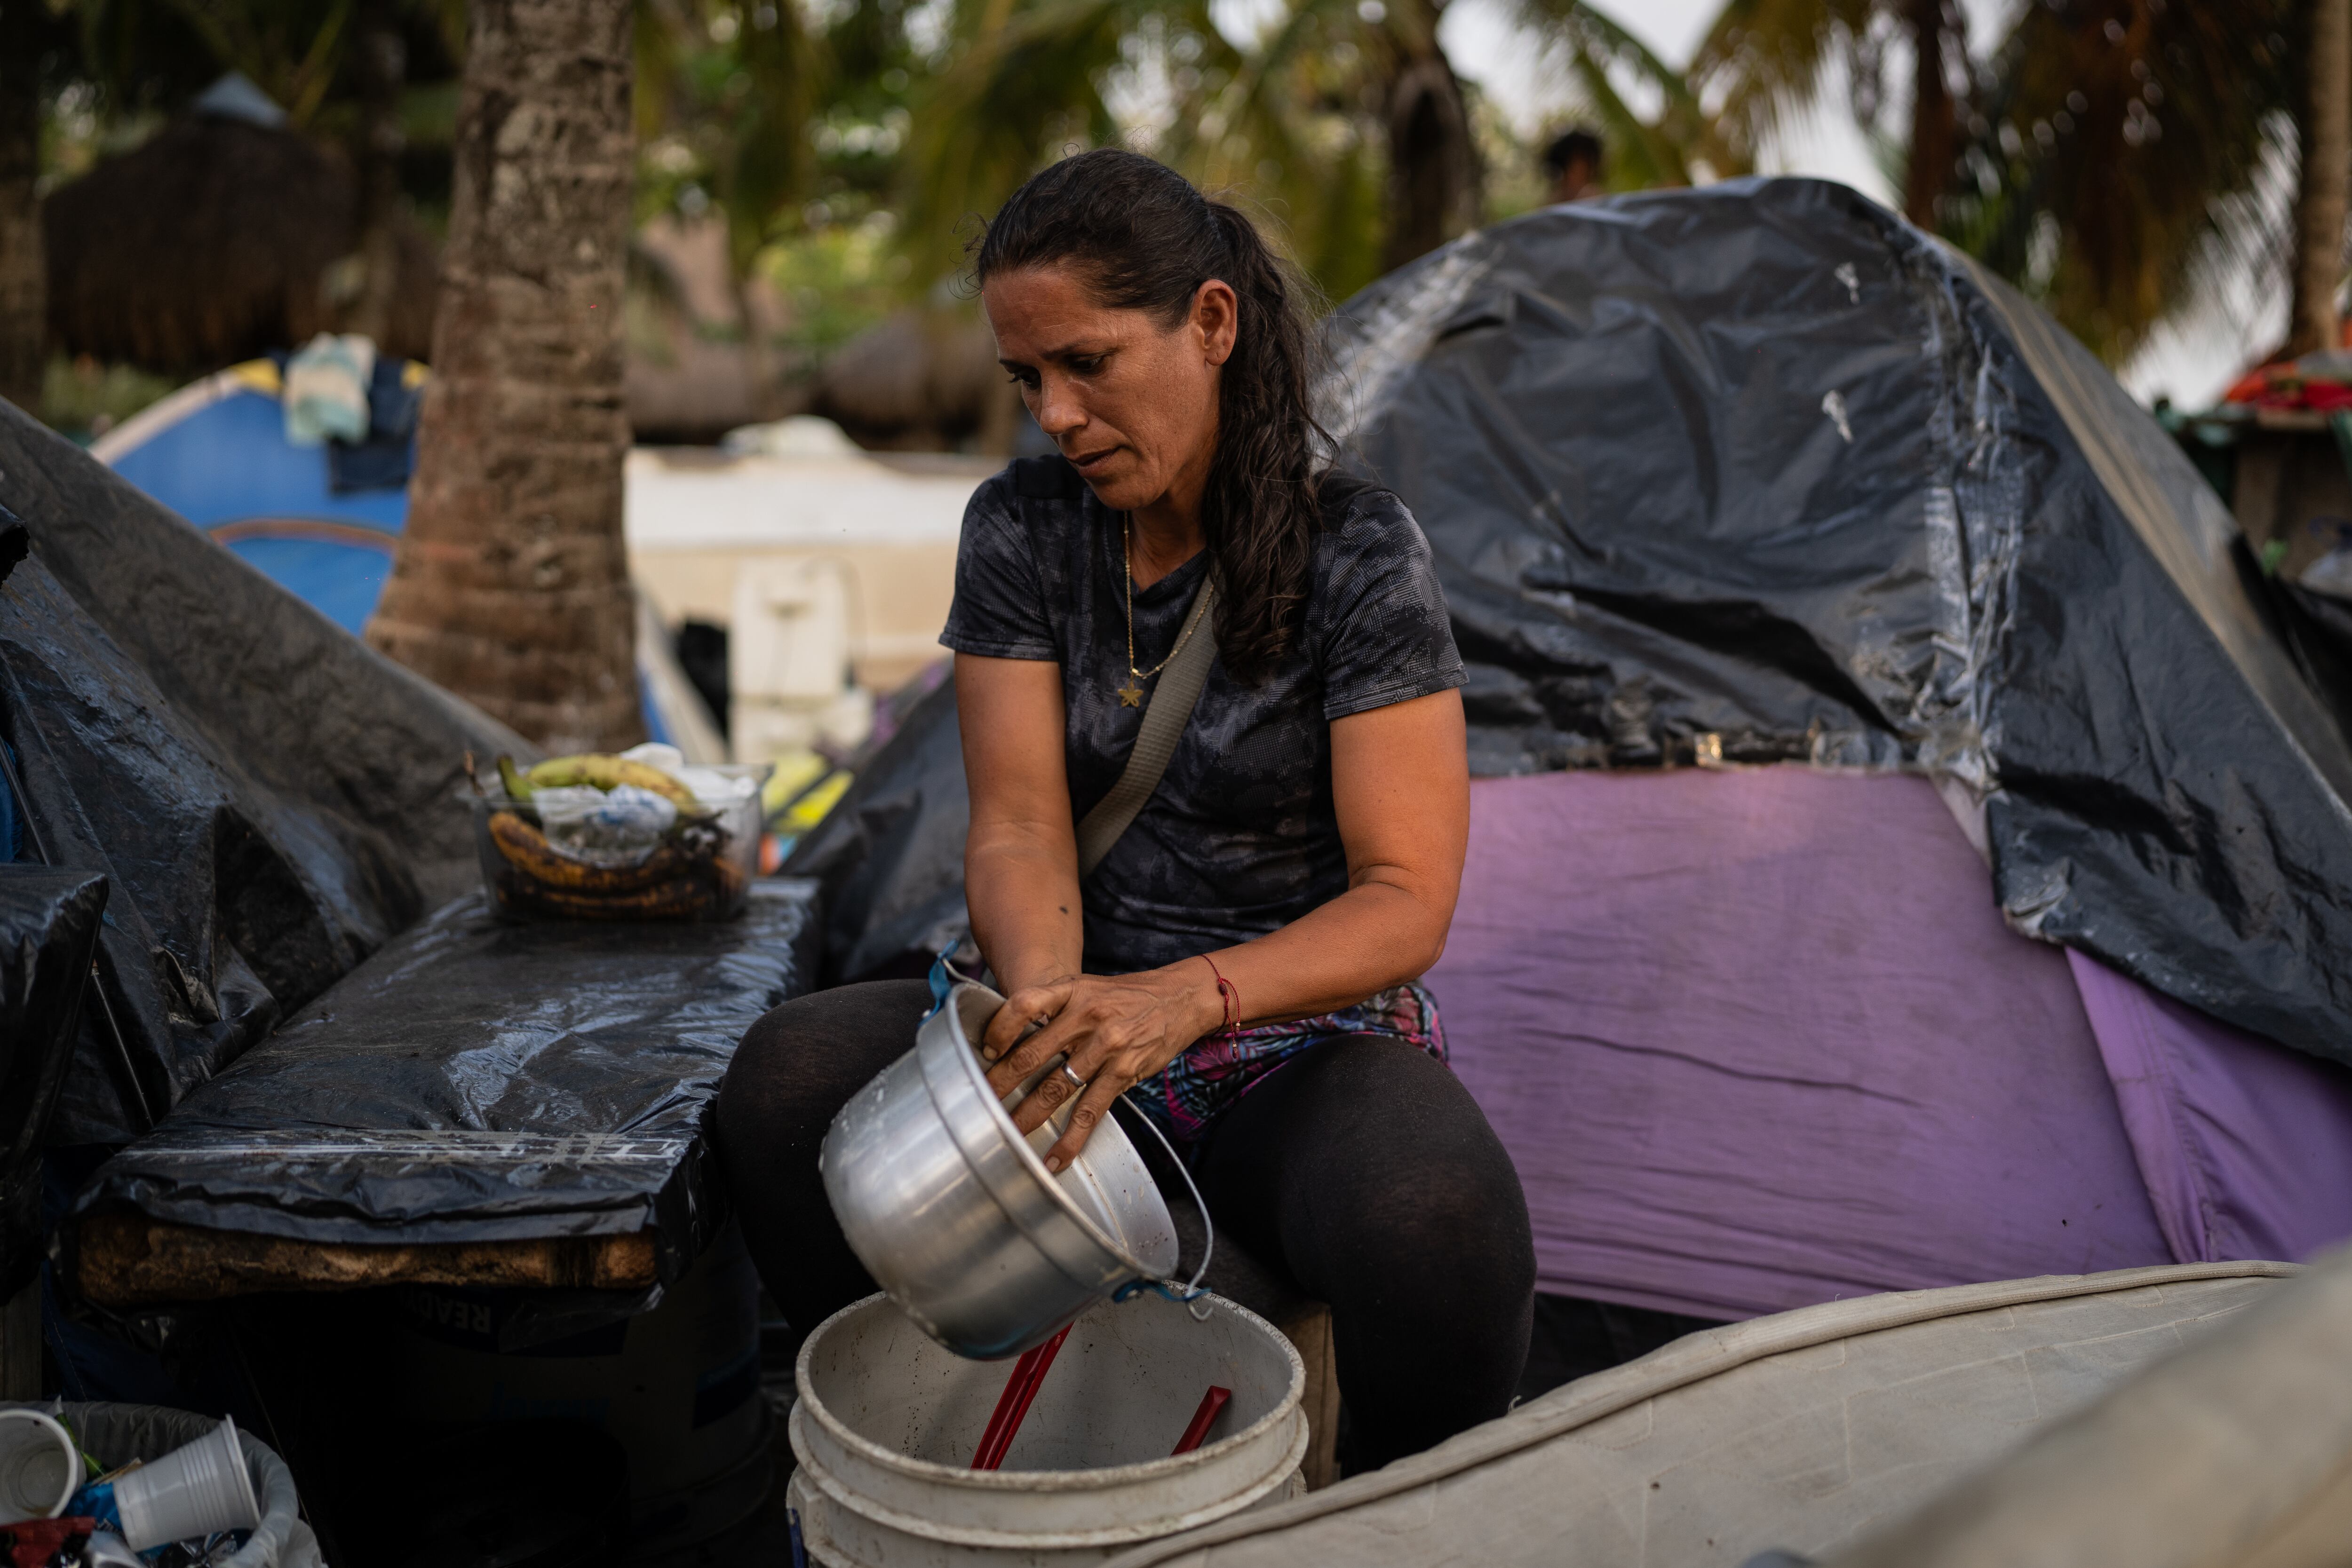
[497,868,717,921]
[487,810,691,894]
[526,753,695,806]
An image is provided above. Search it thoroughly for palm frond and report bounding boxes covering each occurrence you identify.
[1691,0,1875,166]
[1944,0,2296,364]
[1494,0,1742,183]
[897,0,1133,284]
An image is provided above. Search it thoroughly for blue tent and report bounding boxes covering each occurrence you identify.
[94,360,721,755]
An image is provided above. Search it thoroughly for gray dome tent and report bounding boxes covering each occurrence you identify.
[1321,176,2352,1066]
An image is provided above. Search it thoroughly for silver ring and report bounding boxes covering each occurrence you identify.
[1057,1062,1086,1090]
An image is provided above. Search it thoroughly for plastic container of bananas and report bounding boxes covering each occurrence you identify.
[473,744,770,922]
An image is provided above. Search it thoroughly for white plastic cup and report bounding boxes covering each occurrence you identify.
[0,1409,84,1523]
[111,1416,261,1551]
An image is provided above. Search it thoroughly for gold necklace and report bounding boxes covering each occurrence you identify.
[1119,516,1205,707]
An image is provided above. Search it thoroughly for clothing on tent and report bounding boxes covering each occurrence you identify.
[326,356,425,494]
[281,333,376,448]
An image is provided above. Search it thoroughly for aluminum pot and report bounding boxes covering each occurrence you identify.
[820,982,1181,1359]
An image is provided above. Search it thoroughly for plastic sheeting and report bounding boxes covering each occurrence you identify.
[1326,177,2352,1062]
[72,883,817,1284]
[1820,1251,2352,1568]
[0,399,528,1144]
[0,867,106,1297]
[783,674,971,986]
[1098,1261,2297,1568]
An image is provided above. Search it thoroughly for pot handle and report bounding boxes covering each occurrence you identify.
[1112,1098,1216,1323]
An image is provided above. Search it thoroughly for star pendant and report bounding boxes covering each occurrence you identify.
[1117,679,1145,707]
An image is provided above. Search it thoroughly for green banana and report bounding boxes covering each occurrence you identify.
[496,754,534,800]
[526,753,695,806]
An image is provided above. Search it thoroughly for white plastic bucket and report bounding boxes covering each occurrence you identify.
[788,1291,1306,1567]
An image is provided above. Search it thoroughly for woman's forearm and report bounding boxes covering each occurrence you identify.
[965,823,1085,995]
[1191,871,1448,1027]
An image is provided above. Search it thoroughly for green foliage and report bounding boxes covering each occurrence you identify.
[1692,0,1884,173]
[1691,0,2306,371]
[1517,0,1738,188]
[885,0,1713,308]
[761,215,912,355]
[634,0,821,275]
[39,353,178,440]
[895,0,1137,286]
[1941,0,2298,366]
[69,0,462,130]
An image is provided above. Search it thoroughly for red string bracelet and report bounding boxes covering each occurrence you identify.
[1197,954,1239,1039]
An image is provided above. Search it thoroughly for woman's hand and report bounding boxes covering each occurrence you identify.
[980,963,1225,1172]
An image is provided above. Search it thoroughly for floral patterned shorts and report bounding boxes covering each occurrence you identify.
[1125,981,1450,1144]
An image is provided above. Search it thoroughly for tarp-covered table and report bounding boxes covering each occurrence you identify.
[66,883,817,1308]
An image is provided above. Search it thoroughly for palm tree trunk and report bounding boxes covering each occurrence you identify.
[1381,3,1481,273]
[365,0,644,752]
[2290,0,2351,358]
[1902,0,1955,229]
[0,0,44,414]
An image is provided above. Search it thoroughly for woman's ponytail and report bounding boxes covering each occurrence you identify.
[974,150,1338,682]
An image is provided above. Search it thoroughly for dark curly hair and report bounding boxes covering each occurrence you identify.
[973,149,1354,683]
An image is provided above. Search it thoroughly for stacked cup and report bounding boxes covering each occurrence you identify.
[111,1416,262,1552]
[0,1410,83,1522]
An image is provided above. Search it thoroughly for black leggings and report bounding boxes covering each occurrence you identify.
[715,979,1535,1471]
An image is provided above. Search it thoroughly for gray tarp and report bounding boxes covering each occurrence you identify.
[1102,1260,2298,1568]
[1327,178,2352,1062]
[1824,1250,2352,1568]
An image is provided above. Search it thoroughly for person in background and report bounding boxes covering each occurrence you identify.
[1544,127,1605,204]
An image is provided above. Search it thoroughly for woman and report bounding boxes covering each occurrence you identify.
[717,149,1534,1471]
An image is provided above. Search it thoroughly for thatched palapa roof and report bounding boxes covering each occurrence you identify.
[43,116,440,373]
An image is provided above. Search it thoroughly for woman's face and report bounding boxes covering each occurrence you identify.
[983,263,1236,519]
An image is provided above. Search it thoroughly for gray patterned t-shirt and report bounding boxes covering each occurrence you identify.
[939,455,1465,976]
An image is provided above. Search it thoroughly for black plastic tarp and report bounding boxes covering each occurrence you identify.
[803,178,2352,1064]
[784,673,970,988]
[0,401,528,1143]
[0,866,106,1297]
[73,883,816,1283]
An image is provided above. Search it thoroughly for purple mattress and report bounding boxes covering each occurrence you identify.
[1428,766,2352,1321]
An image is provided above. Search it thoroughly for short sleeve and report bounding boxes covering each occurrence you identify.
[940,477,1057,661]
[1314,495,1467,720]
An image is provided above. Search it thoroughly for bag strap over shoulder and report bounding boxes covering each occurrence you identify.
[1075,577,1217,879]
